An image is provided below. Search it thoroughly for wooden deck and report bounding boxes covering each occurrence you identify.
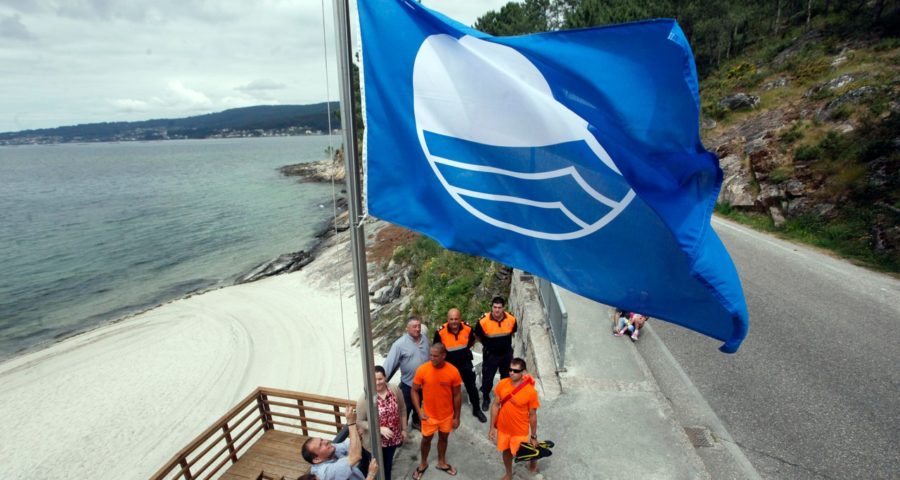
[152,387,354,480]
[219,430,309,480]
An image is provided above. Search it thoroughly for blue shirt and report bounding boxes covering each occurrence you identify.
[309,439,365,480]
[383,332,430,386]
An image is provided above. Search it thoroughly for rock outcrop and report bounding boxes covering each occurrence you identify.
[279,150,346,183]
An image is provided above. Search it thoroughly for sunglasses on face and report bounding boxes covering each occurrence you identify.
[509,367,524,373]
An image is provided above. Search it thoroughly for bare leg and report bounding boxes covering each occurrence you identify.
[437,431,450,467]
[502,449,513,480]
[529,458,538,473]
[419,434,433,470]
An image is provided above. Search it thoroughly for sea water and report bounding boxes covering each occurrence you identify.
[0,136,341,360]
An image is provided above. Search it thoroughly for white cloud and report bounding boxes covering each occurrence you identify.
[0,0,511,132]
[166,80,212,107]
[236,79,286,93]
[110,98,150,112]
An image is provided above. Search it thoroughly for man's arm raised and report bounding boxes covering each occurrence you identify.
[346,406,362,467]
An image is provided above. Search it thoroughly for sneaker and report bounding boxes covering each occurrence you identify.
[630,332,639,341]
[481,396,491,412]
[613,330,623,337]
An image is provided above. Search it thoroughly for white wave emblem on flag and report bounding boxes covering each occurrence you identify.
[412,34,635,241]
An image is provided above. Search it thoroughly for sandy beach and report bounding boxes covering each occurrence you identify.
[0,228,377,478]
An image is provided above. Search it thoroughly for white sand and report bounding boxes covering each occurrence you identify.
[0,233,380,478]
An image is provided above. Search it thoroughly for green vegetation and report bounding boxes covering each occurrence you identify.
[717,204,900,273]
[392,236,511,332]
[474,1,898,77]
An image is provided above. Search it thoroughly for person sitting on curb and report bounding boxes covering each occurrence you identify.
[614,312,648,341]
[301,406,377,480]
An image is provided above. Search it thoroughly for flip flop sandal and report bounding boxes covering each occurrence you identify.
[436,464,457,476]
[412,465,428,480]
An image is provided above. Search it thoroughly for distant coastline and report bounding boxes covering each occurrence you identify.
[0,103,341,146]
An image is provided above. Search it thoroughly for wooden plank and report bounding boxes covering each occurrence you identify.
[220,430,310,480]
[258,387,355,408]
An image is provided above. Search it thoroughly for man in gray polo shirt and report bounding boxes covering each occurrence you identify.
[383,316,430,430]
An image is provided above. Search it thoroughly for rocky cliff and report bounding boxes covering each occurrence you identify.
[702,30,899,269]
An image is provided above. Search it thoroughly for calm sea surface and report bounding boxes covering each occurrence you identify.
[0,136,341,360]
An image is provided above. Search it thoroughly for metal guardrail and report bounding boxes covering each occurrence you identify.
[536,276,568,370]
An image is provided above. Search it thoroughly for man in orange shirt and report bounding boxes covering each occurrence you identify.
[411,343,462,479]
[488,357,540,480]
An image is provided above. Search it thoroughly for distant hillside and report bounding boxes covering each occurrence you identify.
[0,104,340,145]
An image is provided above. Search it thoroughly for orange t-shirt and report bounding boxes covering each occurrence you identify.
[413,361,462,419]
[494,377,540,436]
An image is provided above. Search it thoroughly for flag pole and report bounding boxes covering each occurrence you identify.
[333,0,384,478]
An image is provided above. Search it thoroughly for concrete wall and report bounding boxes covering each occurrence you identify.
[508,269,562,401]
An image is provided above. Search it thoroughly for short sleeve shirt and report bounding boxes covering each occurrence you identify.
[494,377,540,437]
[309,439,366,480]
[413,361,462,419]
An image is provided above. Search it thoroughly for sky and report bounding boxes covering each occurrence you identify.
[0,0,512,133]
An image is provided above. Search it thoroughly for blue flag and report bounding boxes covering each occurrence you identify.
[357,0,749,353]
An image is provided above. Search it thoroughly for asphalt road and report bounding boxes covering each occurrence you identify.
[649,217,900,480]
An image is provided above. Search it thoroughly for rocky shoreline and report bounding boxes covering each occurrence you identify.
[278,152,346,183]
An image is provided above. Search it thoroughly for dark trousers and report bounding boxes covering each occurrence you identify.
[358,448,371,478]
[382,444,397,480]
[450,360,480,408]
[481,350,513,397]
[399,382,420,425]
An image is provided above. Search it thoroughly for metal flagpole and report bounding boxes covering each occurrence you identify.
[333,0,384,479]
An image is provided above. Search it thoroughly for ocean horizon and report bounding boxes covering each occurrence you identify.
[0,135,343,361]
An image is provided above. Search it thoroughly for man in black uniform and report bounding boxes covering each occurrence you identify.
[433,307,487,423]
[474,296,518,412]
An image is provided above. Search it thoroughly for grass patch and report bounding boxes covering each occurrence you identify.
[769,165,794,184]
[716,205,900,274]
[778,122,804,146]
[782,211,900,273]
[715,203,776,231]
[793,144,820,162]
[392,236,509,330]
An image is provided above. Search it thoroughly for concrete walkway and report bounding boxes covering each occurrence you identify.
[387,277,758,479]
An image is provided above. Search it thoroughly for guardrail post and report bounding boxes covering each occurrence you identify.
[332,404,342,433]
[297,399,309,436]
[178,457,193,480]
[257,392,273,431]
[222,421,239,463]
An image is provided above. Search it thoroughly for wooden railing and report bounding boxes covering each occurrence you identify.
[151,387,355,480]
